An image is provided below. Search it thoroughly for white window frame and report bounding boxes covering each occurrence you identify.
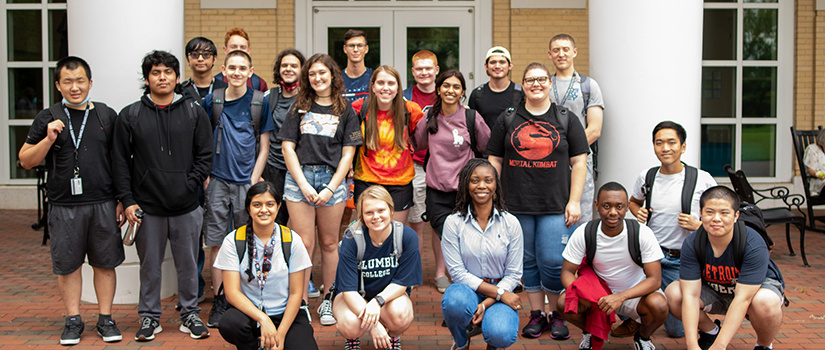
[701,0,793,183]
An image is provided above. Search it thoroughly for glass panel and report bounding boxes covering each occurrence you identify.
[406,27,460,86]
[7,10,42,61]
[701,67,735,118]
[9,68,44,120]
[701,124,735,177]
[7,0,39,3]
[10,126,37,179]
[743,9,777,60]
[328,27,381,74]
[703,9,736,61]
[48,0,68,2]
[49,67,61,106]
[742,67,776,118]
[744,0,777,3]
[49,9,68,61]
[704,0,735,2]
[741,124,776,176]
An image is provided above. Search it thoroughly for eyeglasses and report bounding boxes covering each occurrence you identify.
[346,43,366,49]
[523,76,549,86]
[188,51,214,59]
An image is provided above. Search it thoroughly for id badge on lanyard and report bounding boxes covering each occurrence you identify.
[66,105,90,195]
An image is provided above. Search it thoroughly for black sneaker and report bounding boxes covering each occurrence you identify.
[134,317,161,341]
[633,332,656,350]
[60,315,84,345]
[521,310,549,338]
[467,324,482,338]
[513,282,524,294]
[754,346,771,350]
[207,293,227,328]
[180,313,210,339]
[389,336,402,350]
[95,318,122,342]
[549,311,570,340]
[344,338,361,350]
[697,319,721,350]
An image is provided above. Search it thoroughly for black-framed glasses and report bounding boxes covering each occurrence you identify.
[346,43,366,49]
[523,76,549,86]
[188,51,214,59]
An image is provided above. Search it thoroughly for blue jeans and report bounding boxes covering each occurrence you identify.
[442,284,519,349]
[517,214,575,294]
[661,253,684,337]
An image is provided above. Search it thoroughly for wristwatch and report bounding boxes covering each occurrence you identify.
[375,295,386,307]
[495,287,505,301]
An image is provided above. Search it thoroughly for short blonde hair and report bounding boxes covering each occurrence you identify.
[356,185,395,225]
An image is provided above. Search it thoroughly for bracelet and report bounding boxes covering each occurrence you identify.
[479,303,486,314]
[321,184,334,194]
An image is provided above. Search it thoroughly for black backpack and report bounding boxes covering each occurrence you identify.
[210,88,266,155]
[584,219,643,268]
[424,107,484,160]
[49,101,115,151]
[693,202,773,269]
[642,163,698,224]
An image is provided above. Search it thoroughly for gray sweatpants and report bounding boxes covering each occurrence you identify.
[135,206,203,321]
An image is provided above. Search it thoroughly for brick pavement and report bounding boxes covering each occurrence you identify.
[0,209,823,349]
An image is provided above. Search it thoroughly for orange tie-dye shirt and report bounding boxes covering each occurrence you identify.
[352,99,424,185]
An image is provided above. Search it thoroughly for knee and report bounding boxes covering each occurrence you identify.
[749,290,783,319]
[664,283,682,315]
[555,292,567,314]
[384,297,414,332]
[334,312,363,339]
[482,305,519,348]
[645,293,669,321]
[218,308,253,342]
[442,284,475,313]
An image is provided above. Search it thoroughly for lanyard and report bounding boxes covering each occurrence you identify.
[64,104,90,176]
[253,227,277,312]
[189,77,214,95]
[552,71,578,107]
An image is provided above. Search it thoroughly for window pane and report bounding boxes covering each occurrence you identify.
[406,27,459,86]
[704,0,735,2]
[743,9,777,61]
[328,27,380,76]
[48,0,68,2]
[10,126,37,179]
[701,124,735,177]
[49,9,68,61]
[744,0,777,3]
[49,67,61,106]
[741,124,776,177]
[742,67,776,118]
[703,9,736,60]
[7,10,42,61]
[9,68,44,120]
[7,0,39,3]
[701,67,735,118]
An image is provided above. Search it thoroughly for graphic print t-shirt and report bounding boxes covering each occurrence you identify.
[277,103,362,169]
[486,104,589,214]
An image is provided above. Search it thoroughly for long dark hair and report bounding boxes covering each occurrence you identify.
[364,65,409,151]
[454,158,506,219]
[294,53,347,116]
[427,69,466,135]
[243,182,282,282]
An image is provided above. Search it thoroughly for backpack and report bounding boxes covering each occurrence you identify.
[342,220,405,297]
[584,219,643,268]
[210,88,266,155]
[423,107,484,162]
[233,224,293,267]
[181,79,203,105]
[642,163,698,225]
[50,102,116,153]
[693,202,773,269]
[265,87,281,118]
[552,73,598,178]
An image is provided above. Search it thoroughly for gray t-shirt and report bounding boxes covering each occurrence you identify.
[550,73,604,129]
[267,89,296,170]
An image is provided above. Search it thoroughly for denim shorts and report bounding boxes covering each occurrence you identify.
[283,165,347,206]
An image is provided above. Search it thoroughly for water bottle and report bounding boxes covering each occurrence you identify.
[122,209,144,246]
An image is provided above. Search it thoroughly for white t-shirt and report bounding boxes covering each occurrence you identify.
[630,167,717,249]
[563,222,664,294]
[214,226,312,316]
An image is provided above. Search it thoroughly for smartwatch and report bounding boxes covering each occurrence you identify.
[495,287,505,301]
[375,295,386,307]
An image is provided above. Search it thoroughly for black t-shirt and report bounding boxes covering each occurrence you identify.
[25,104,117,205]
[267,89,296,170]
[468,82,524,129]
[486,104,589,215]
[277,102,362,169]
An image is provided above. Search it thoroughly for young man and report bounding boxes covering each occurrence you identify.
[628,121,716,338]
[19,56,125,345]
[665,186,784,350]
[214,27,268,92]
[342,29,373,101]
[182,37,227,104]
[558,182,667,350]
[202,50,274,328]
[113,50,213,342]
[468,46,524,128]
[547,34,605,223]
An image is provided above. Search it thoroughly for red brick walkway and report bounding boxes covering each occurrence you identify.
[0,209,823,349]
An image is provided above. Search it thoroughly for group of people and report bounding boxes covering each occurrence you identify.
[19,25,786,350]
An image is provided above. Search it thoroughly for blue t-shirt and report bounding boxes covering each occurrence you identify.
[680,227,783,296]
[343,67,373,102]
[203,88,274,184]
[334,223,423,300]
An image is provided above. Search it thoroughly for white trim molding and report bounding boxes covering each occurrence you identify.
[511,0,586,9]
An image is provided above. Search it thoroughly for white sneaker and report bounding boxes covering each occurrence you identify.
[317,299,336,326]
[579,332,592,350]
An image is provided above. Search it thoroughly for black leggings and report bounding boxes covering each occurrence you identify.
[218,306,318,350]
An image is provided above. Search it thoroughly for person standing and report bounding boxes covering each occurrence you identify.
[182,37,227,104]
[342,29,373,102]
[468,46,524,129]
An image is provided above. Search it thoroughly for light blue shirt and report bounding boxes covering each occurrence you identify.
[441,207,523,292]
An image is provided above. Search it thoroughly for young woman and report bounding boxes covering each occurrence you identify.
[804,129,825,196]
[411,69,490,293]
[278,53,362,325]
[214,182,318,350]
[351,65,424,224]
[332,185,422,350]
[441,159,523,350]
[486,62,589,340]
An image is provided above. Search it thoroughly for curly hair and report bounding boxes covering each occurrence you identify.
[454,158,506,219]
[293,53,347,116]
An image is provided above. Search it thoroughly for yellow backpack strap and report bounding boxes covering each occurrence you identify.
[279,224,292,268]
[235,225,248,263]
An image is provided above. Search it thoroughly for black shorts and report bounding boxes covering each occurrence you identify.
[49,201,125,275]
[425,187,458,239]
[353,180,414,211]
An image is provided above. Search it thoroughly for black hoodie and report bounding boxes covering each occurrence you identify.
[113,94,213,216]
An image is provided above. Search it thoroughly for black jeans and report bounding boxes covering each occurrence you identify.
[218,306,318,350]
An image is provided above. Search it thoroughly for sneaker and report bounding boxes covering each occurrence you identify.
[754,346,772,350]
[579,332,592,350]
[611,318,641,338]
[389,336,402,350]
[549,311,570,340]
[134,317,162,341]
[318,299,336,326]
[95,319,122,342]
[633,332,656,350]
[521,310,549,338]
[513,282,524,294]
[435,276,451,294]
[697,319,721,350]
[60,315,84,345]
[207,293,228,328]
[308,280,321,298]
[180,313,210,339]
[344,338,361,350]
[467,324,482,338]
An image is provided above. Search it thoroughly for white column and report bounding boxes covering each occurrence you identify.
[68,0,185,304]
[589,0,703,193]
